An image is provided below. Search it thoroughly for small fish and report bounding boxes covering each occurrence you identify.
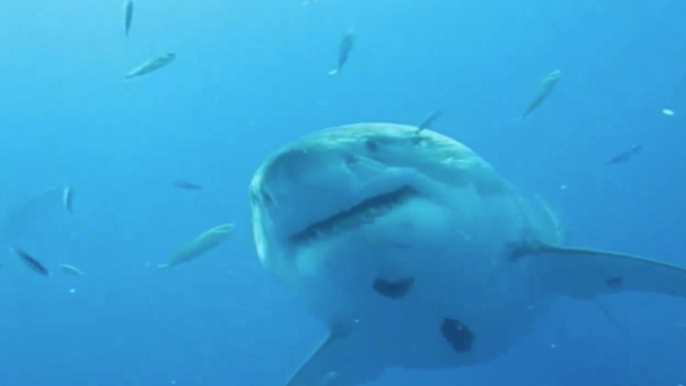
[517,69,561,119]
[328,30,355,76]
[63,186,74,213]
[12,248,50,276]
[173,180,202,191]
[321,371,338,385]
[605,144,642,165]
[123,0,134,37]
[158,223,235,269]
[416,110,442,133]
[125,53,176,79]
[60,264,85,276]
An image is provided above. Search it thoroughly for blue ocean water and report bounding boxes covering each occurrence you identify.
[1,0,685,384]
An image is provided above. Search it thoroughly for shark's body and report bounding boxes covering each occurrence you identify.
[249,122,686,386]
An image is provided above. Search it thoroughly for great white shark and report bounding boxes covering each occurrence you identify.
[249,122,686,386]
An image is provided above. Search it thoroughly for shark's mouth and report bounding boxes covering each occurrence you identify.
[289,186,417,245]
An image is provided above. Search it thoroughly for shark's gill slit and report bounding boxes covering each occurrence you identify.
[289,186,417,244]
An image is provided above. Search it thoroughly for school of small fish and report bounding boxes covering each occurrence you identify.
[0,1,676,298]
[113,0,668,172]
[1,182,230,277]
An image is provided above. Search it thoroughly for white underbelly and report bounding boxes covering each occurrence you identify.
[283,198,554,370]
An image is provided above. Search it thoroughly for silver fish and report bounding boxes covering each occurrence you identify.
[60,264,86,276]
[63,186,74,213]
[416,110,442,133]
[123,0,134,37]
[518,69,561,119]
[125,53,176,79]
[158,223,235,269]
[328,30,355,76]
[12,248,50,276]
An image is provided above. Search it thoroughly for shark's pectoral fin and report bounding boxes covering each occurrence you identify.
[285,331,385,386]
[534,242,686,300]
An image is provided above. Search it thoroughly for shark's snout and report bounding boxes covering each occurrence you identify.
[250,140,421,249]
[252,148,354,208]
[251,147,368,239]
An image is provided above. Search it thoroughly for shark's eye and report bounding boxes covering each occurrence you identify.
[252,186,274,206]
[263,192,274,206]
[365,139,378,152]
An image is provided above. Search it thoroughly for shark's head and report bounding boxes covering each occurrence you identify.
[248,123,686,383]
[249,123,512,325]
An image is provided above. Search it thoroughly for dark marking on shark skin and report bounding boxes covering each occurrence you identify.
[365,139,378,152]
[441,318,474,353]
[372,277,415,299]
[605,276,623,290]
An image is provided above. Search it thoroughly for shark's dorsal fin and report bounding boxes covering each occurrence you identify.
[531,241,686,300]
[285,328,385,386]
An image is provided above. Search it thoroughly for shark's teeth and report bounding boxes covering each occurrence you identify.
[289,186,417,245]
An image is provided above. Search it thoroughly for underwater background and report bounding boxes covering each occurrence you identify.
[1,0,685,385]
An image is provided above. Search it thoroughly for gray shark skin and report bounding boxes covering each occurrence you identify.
[249,122,686,386]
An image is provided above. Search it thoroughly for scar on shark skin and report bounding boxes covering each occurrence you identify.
[441,318,474,353]
[372,278,416,299]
